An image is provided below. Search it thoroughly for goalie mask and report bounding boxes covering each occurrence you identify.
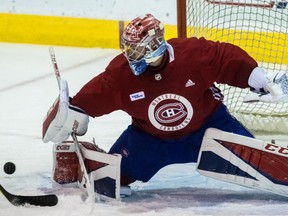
[121,14,167,76]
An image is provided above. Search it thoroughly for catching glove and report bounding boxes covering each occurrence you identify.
[245,67,288,103]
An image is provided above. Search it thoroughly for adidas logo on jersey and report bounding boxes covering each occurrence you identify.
[185,79,195,87]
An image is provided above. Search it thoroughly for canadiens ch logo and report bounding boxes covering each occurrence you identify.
[148,93,193,131]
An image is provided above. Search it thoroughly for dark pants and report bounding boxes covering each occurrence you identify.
[109,104,253,184]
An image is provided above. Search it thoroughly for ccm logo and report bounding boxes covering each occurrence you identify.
[56,145,70,151]
[265,143,288,155]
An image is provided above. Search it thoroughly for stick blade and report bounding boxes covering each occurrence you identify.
[12,194,58,207]
[0,184,58,207]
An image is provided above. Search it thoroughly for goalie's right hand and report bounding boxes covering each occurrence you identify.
[42,79,89,143]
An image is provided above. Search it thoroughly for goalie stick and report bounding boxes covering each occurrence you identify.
[49,47,122,202]
[48,47,96,204]
[0,184,58,207]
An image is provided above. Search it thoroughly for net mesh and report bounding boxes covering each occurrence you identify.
[185,0,288,133]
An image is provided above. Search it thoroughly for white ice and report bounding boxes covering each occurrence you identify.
[0,42,288,216]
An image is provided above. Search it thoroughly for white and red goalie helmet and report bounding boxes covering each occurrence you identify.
[121,14,167,76]
[122,13,164,43]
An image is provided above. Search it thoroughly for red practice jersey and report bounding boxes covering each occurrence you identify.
[71,37,257,139]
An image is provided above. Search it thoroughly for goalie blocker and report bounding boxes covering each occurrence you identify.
[197,128,288,197]
[42,79,89,144]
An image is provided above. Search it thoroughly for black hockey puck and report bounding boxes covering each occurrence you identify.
[3,162,16,175]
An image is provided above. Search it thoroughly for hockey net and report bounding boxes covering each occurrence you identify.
[177,0,288,134]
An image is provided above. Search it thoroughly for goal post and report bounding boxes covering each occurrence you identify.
[177,0,288,134]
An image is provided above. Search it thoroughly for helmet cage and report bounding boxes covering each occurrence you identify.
[122,34,164,64]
